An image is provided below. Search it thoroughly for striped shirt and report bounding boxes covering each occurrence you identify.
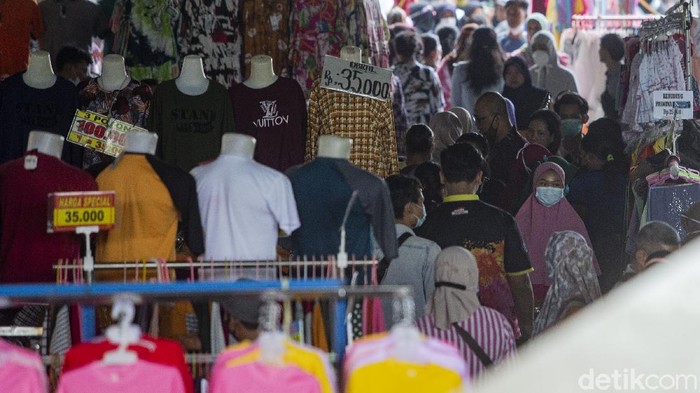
[416,307,516,379]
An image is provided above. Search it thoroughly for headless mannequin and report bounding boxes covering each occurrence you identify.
[99,54,131,92]
[23,51,57,89]
[340,46,362,63]
[124,132,158,155]
[26,131,64,159]
[317,135,352,160]
[243,55,277,89]
[176,55,209,96]
[220,133,255,158]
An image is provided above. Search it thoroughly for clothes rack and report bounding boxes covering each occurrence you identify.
[572,14,661,30]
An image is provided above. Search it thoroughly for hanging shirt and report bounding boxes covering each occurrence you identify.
[77,78,153,168]
[0,74,79,166]
[57,359,185,393]
[306,80,399,179]
[62,335,193,393]
[191,154,300,260]
[288,157,398,260]
[0,338,48,393]
[0,152,97,283]
[0,0,43,77]
[240,0,291,79]
[229,78,307,172]
[89,154,204,269]
[148,79,235,172]
[39,0,109,58]
[347,0,391,68]
[177,0,242,88]
[392,60,445,126]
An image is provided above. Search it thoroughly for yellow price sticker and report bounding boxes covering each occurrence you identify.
[54,207,115,228]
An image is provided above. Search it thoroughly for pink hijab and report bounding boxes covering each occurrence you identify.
[515,162,599,294]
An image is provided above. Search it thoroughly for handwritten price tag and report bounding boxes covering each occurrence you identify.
[320,55,392,101]
[47,191,116,233]
[67,110,148,157]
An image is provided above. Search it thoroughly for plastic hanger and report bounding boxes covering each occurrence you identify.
[388,290,424,364]
[257,293,286,366]
[102,297,141,365]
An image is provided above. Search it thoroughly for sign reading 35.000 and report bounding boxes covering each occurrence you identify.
[320,55,393,102]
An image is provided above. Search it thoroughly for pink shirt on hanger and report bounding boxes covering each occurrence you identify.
[56,359,185,393]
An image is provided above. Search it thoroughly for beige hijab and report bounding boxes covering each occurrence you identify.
[428,246,481,330]
[448,106,475,134]
[429,111,463,161]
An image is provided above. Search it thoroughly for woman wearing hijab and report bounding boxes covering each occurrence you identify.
[416,246,516,378]
[499,143,551,214]
[515,162,598,304]
[502,57,550,132]
[529,30,578,99]
[448,106,474,134]
[533,231,601,335]
[429,111,463,161]
[511,13,549,66]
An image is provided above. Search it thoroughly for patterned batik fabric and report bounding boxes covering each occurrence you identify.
[306,80,399,178]
[241,0,291,79]
[393,61,445,126]
[346,0,391,68]
[178,0,242,88]
[111,0,181,82]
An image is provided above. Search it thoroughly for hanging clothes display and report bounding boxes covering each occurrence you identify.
[306,81,399,178]
[0,338,48,393]
[39,0,109,59]
[559,29,608,121]
[110,0,180,82]
[229,77,307,172]
[0,151,97,283]
[148,80,235,172]
[0,0,43,79]
[77,78,153,168]
[177,0,242,88]
[240,0,291,79]
[347,0,391,68]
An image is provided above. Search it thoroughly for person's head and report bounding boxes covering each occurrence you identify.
[504,0,528,30]
[387,6,409,25]
[393,31,420,63]
[437,25,459,57]
[580,118,624,171]
[220,288,263,342]
[530,30,557,68]
[599,33,625,66]
[455,132,490,158]
[635,221,681,272]
[454,23,479,60]
[493,0,507,24]
[430,111,463,158]
[429,246,480,330]
[526,109,562,154]
[474,92,510,145]
[386,174,426,228]
[526,13,548,43]
[55,46,92,85]
[554,91,589,133]
[414,162,443,213]
[420,33,442,67]
[466,27,504,94]
[440,142,486,190]
[408,2,436,33]
[405,123,435,157]
[532,161,565,207]
[503,56,532,90]
[448,106,475,134]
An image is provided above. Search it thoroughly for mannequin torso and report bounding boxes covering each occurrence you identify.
[26,131,64,159]
[317,135,352,159]
[124,132,158,155]
[220,133,256,158]
[98,55,131,92]
[176,55,209,96]
[23,51,57,89]
[243,55,278,89]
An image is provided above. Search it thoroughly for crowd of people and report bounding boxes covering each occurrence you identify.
[380,1,692,380]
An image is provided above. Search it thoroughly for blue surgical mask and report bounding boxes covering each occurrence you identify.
[413,203,427,228]
[560,118,583,137]
[535,186,564,207]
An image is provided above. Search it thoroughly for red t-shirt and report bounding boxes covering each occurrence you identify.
[63,335,193,393]
[0,0,44,76]
[0,152,97,283]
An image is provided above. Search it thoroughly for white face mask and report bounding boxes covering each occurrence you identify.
[535,186,564,207]
[510,25,524,36]
[532,50,550,67]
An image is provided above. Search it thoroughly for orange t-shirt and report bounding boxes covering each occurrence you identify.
[0,0,44,76]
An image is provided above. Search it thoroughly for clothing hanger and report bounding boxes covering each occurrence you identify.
[388,289,424,364]
[102,297,140,365]
[257,293,286,366]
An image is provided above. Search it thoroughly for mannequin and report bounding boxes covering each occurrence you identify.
[176,55,210,96]
[220,133,255,159]
[317,135,352,160]
[124,132,158,155]
[23,51,57,89]
[243,55,278,89]
[340,46,363,63]
[26,131,64,159]
[98,54,131,92]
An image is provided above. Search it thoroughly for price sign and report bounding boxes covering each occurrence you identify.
[67,110,147,157]
[47,191,116,233]
[653,91,694,120]
[320,55,393,101]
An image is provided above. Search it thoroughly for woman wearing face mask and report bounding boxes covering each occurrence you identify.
[502,57,550,132]
[515,162,598,305]
[523,109,561,155]
[528,31,578,99]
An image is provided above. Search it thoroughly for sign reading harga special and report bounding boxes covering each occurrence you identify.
[67,110,148,157]
[47,191,116,233]
[320,55,393,101]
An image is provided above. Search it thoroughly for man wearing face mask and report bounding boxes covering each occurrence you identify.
[497,0,529,54]
[473,92,526,188]
[528,31,578,99]
[381,174,440,325]
[554,92,589,167]
[55,46,92,85]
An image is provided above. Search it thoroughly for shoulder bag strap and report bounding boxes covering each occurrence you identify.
[452,322,493,367]
[377,232,413,283]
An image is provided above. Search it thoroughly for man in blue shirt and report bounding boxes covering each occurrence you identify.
[498,0,529,54]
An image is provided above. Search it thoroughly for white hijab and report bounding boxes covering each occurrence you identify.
[428,246,481,330]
